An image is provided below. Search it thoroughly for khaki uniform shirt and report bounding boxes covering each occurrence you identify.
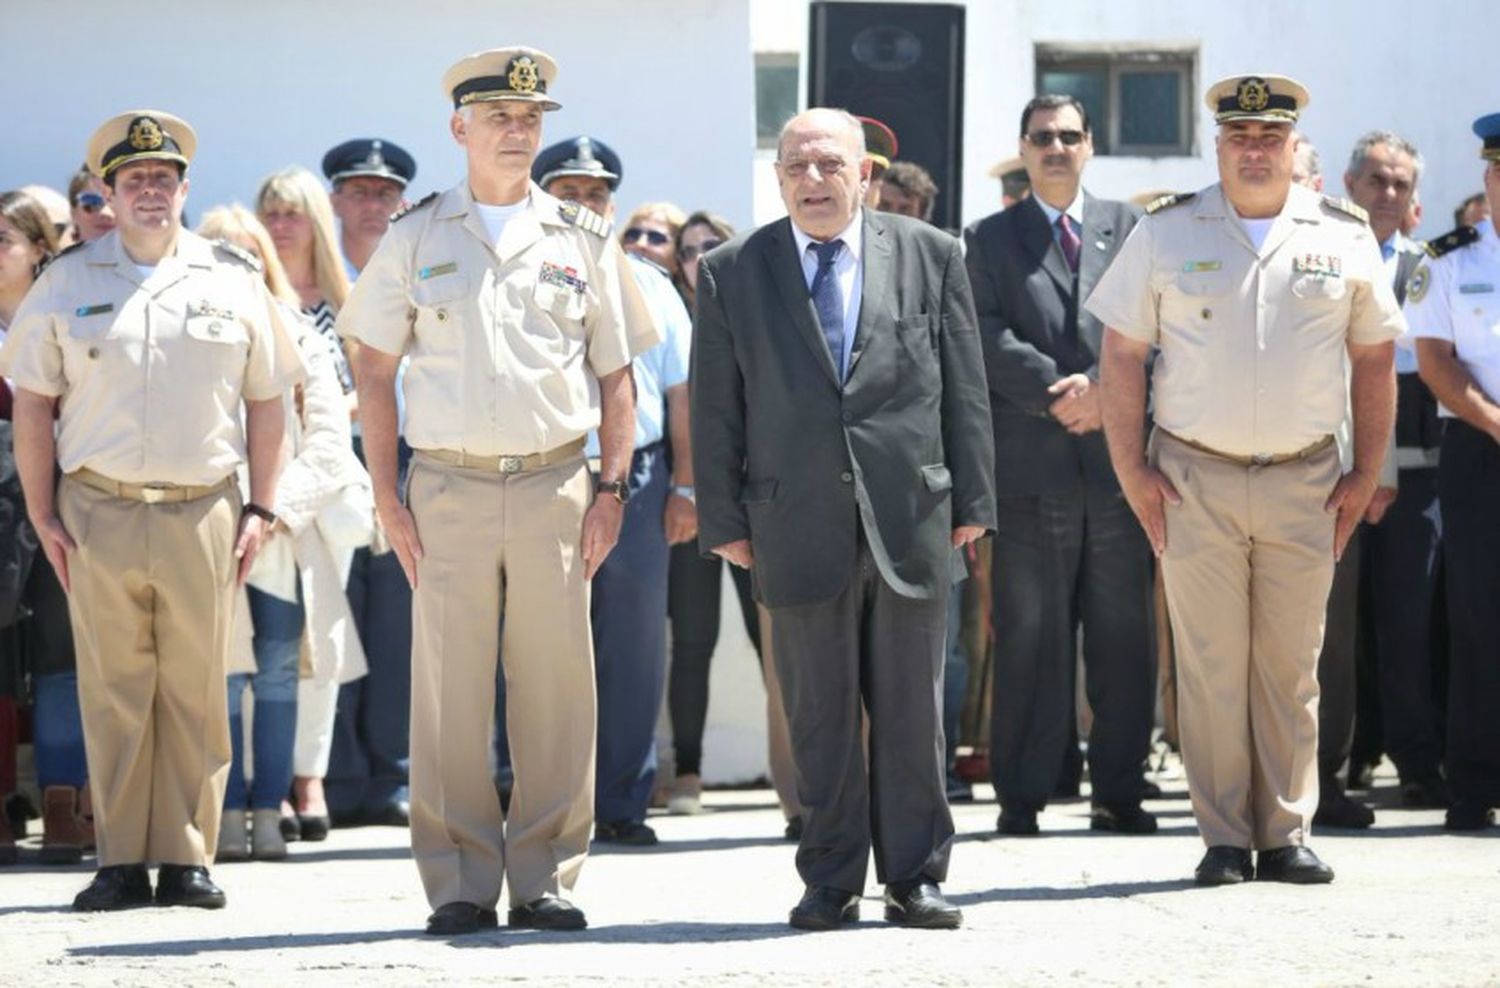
[337,181,659,456]
[1086,183,1405,458]
[1404,218,1500,413]
[0,230,306,486]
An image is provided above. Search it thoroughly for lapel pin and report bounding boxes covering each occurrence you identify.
[1095,240,1107,250]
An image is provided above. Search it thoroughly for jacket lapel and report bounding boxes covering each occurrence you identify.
[1018,196,1073,295]
[765,218,840,386]
[1077,192,1114,302]
[847,211,891,378]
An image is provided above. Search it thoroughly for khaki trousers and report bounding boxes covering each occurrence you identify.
[407,453,594,910]
[755,604,802,821]
[57,476,239,867]
[1151,431,1339,849]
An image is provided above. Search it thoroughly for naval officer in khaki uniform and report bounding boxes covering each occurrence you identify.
[338,47,658,936]
[1,110,304,910]
[1089,75,1403,886]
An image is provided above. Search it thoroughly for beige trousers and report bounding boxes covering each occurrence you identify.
[58,476,239,867]
[407,453,595,910]
[1152,430,1339,849]
[756,604,803,821]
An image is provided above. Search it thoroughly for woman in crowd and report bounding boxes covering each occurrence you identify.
[0,191,93,865]
[197,205,371,860]
[254,169,358,841]
[657,209,802,836]
[621,201,687,282]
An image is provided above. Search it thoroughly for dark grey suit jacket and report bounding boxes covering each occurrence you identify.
[691,210,996,609]
[963,192,1141,498]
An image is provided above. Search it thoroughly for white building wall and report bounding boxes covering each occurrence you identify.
[753,0,1497,238]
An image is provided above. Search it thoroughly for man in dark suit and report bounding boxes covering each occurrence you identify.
[692,108,995,931]
[964,94,1157,837]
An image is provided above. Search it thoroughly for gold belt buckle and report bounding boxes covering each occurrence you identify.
[498,456,524,474]
[139,484,171,504]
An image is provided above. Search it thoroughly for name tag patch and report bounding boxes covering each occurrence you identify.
[1182,260,1221,273]
[187,301,236,320]
[74,303,113,317]
[1458,283,1494,294]
[540,261,587,295]
[418,262,458,280]
[1293,254,1342,278]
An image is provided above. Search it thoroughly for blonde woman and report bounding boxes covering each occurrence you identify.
[199,205,372,854]
[620,201,687,282]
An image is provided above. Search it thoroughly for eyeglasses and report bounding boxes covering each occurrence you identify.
[623,227,671,246]
[677,239,724,263]
[75,192,107,213]
[780,157,850,178]
[1024,129,1086,148]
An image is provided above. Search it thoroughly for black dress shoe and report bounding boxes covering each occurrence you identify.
[788,886,860,931]
[1347,761,1377,791]
[1090,803,1159,835]
[1194,846,1253,886]
[783,816,804,841]
[508,894,587,930]
[594,820,658,846]
[369,800,410,828]
[1444,802,1495,831]
[883,880,962,929]
[1400,775,1453,809]
[425,901,498,935]
[298,813,330,842]
[73,864,153,911]
[1314,791,1375,829]
[155,864,227,908]
[946,774,974,803]
[279,813,302,842]
[1256,846,1334,884]
[1139,778,1164,800]
[996,808,1039,836]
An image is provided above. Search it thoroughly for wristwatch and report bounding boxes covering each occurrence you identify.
[596,479,631,505]
[244,502,278,525]
[670,484,696,503]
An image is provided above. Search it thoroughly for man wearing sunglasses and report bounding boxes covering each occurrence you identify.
[529,136,693,848]
[964,94,1156,840]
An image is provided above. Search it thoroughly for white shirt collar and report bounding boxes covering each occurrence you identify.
[791,209,864,263]
[1035,190,1085,229]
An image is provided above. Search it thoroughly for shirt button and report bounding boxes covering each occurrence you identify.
[436,309,448,322]
[840,471,853,483]
[1201,308,1212,320]
[87,346,100,359]
[841,411,854,424]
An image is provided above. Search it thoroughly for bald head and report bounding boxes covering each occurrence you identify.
[777,108,865,162]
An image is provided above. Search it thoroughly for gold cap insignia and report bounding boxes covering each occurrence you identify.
[507,56,539,94]
[1236,78,1270,113]
[128,116,165,151]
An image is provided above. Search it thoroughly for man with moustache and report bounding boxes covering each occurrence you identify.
[693,107,994,930]
[1090,75,1403,885]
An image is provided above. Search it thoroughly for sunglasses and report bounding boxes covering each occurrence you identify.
[623,227,671,247]
[75,192,107,213]
[1024,129,1086,148]
[677,239,724,263]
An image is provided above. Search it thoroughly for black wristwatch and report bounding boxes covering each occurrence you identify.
[595,479,630,505]
[244,502,278,525]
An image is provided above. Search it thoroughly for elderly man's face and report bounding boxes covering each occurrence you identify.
[453,100,544,179]
[776,113,870,240]
[1217,121,1295,199]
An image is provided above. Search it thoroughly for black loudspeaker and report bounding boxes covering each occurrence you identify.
[808,2,965,230]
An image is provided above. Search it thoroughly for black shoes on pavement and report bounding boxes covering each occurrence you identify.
[1194,846,1254,886]
[789,886,860,930]
[155,864,227,908]
[1314,789,1375,829]
[1089,803,1159,835]
[75,864,225,911]
[508,894,588,930]
[883,880,963,929]
[1444,802,1495,831]
[426,901,499,935]
[1255,846,1335,884]
[593,820,659,846]
[996,808,1040,836]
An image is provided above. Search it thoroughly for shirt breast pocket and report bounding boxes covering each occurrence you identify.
[532,280,588,323]
[1453,293,1500,360]
[411,274,469,340]
[184,315,249,346]
[895,313,938,372]
[59,310,125,378]
[1290,275,1348,303]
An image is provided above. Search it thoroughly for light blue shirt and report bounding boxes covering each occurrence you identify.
[1385,232,1420,375]
[791,212,864,381]
[1035,190,1085,249]
[585,255,691,455]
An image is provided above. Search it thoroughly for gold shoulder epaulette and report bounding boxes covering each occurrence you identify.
[1321,195,1369,223]
[213,239,263,272]
[1145,192,1195,215]
[1422,225,1480,259]
[557,200,612,239]
[391,191,438,224]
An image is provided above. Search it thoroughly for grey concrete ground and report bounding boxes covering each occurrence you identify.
[1,764,1496,987]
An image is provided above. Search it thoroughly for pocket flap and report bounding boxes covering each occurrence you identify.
[739,479,778,504]
[185,315,248,345]
[921,464,952,492]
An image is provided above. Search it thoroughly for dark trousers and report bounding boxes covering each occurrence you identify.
[1316,536,1362,787]
[592,443,671,825]
[989,482,1154,811]
[1359,466,1444,782]
[327,437,413,818]
[1437,422,1500,806]
[666,543,759,777]
[770,538,952,894]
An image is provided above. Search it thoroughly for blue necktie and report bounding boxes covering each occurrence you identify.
[809,239,845,378]
[1380,240,1396,262]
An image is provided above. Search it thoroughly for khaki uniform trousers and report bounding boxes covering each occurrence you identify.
[57,476,239,867]
[407,452,595,910]
[1151,430,1339,849]
[755,604,803,821]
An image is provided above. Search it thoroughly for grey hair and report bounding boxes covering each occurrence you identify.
[1292,131,1321,179]
[1347,130,1424,182]
[777,108,866,160]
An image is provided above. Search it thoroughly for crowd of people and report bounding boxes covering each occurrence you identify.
[0,43,1496,937]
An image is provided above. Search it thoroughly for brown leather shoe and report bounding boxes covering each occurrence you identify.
[41,787,86,865]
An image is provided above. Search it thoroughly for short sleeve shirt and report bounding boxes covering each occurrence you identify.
[336,182,661,456]
[1403,218,1500,414]
[1085,183,1405,457]
[0,229,307,485]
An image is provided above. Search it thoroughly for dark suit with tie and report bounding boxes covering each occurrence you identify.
[963,192,1155,815]
[692,209,995,894]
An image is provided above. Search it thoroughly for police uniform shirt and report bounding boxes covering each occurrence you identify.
[0,230,306,486]
[1085,183,1406,458]
[336,181,659,456]
[1404,218,1500,413]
